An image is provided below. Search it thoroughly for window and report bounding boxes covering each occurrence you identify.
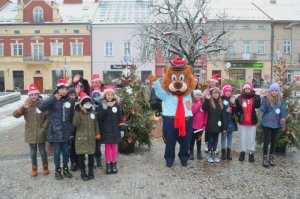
[103,71,122,84]
[51,43,63,56]
[229,69,246,84]
[124,41,131,56]
[243,24,251,29]
[13,71,24,91]
[257,25,266,30]
[162,46,169,58]
[34,30,40,34]
[14,30,20,34]
[243,41,251,54]
[257,41,265,54]
[71,43,83,56]
[141,71,152,83]
[32,43,44,60]
[73,29,80,34]
[72,70,83,78]
[53,29,60,34]
[227,41,236,54]
[253,69,262,88]
[212,70,221,77]
[228,24,235,29]
[284,40,291,54]
[52,70,63,90]
[105,41,113,56]
[0,44,3,56]
[11,43,23,56]
[33,7,43,22]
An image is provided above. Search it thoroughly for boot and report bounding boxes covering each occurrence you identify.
[62,166,72,178]
[239,152,245,161]
[197,151,203,160]
[31,166,38,177]
[214,151,220,163]
[263,155,269,167]
[106,163,112,174]
[112,162,118,174]
[227,148,232,160]
[70,161,77,172]
[249,153,255,163]
[55,167,63,180]
[42,164,49,176]
[207,151,213,163]
[96,157,102,169]
[204,142,208,153]
[88,166,94,179]
[189,151,194,160]
[80,168,89,181]
[221,149,226,160]
[269,155,276,166]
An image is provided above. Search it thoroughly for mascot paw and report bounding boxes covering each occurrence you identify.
[148,75,158,82]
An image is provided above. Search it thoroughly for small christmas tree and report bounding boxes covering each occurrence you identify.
[117,65,153,149]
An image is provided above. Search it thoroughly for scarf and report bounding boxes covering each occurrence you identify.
[174,95,186,137]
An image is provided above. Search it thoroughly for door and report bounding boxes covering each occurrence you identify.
[32,44,44,60]
[34,77,43,93]
[0,71,4,92]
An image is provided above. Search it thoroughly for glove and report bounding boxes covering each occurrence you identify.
[95,134,101,140]
[120,131,124,138]
[230,96,236,104]
[102,100,108,109]
[280,118,286,129]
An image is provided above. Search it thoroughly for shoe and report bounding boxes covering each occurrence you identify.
[189,151,194,160]
[166,162,173,168]
[239,152,245,161]
[249,153,255,163]
[55,167,63,180]
[106,163,112,174]
[226,148,232,160]
[31,166,38,177]
[80,168,89,181]
[62,166,72,178]
[213,151,220,163]
[207,151,214,163]
[42,164,49,176]
[204,143,208,153]
[96,157,102,169]
[88,166,94,179]
[269,155,276,166]
[112,162,118,174]
[181,161,187,167]
[70,162,77,172]
[263,155,269,167]
[197,151,203,160]
[221,149,226,160]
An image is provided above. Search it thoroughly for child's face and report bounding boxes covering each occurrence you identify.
[271,90,279,97]
[58,87,68,96]
[224,91,232,97]
[209,81,217,88]
[212,91,220,99]
[244,88,251,94]
[69,93,76,100]
[194,93,202,101]
[105,92,114,102]
[92,81,102,88]
[29,93,39,102]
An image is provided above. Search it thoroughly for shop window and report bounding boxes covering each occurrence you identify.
[13,71,24,91]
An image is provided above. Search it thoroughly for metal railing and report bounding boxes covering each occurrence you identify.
[23,53,50,62]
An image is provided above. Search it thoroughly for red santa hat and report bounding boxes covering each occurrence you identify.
[101,85,115,98]
[56,78,69,89]
[79,91,92,105]
[92,74,101,82]
[222,84,233,95]
[209,74,220,83]
[28,83,39,95]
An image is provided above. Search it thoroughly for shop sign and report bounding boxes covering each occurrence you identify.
[232,63,264,68]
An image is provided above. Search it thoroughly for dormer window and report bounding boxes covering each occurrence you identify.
[33,7,43,22]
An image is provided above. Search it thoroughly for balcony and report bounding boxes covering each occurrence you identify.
[225,53,257,62]
[23,54,51,63]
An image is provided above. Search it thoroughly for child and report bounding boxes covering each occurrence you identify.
[220,85,237,160]
[190,89,207,160]
[73,92,100,180]
[235,82,261,163]
[13,83,49,177]
[97,86,123,174]
[260,83,286,167]
[90,74,104,94]
[202,87,227,163]
[38,78,77,180]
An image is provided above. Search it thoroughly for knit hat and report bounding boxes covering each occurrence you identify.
[101,85,115,99]
[193,89,202,96]
[79,91,92,106]
[92,88,102,98]
[209,87,220,95]
[222,84,233,95]
[92,74,101,82]
[68,87,76,95]
[57,78,69,90]
[242,82,253,91]
[269,83,280,92]
[209,74,220,83]
[28,83,39,95]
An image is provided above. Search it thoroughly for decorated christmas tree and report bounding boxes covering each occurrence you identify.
[117,65,153,149]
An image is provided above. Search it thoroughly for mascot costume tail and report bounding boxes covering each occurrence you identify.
[148,58,196,167]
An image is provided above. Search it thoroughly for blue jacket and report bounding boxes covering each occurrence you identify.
[38,95,75,142]
[260,96,287,129]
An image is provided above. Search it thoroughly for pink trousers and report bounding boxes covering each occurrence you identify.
[105,144,118,163]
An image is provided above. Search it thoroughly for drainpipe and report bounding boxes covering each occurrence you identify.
[90,23,93,78]
[270,20,274,83]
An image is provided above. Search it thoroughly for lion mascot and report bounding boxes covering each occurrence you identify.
[148,57,196,167]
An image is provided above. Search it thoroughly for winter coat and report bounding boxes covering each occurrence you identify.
[73,109,100,154]
[13,98,48,144]
[97,101,122,144]
[191,100,207,130]
[202,98,228,133]
[221,96,237,131]
[260,96,287,129]
[38,95,75,143]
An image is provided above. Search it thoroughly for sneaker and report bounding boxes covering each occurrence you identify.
[207,152,214,163]
[239,152,245,161]
[204,143,208,153]
[62,166,72,178]
[55,168,63,180]
[249,153,255,163]
[263,155,269,167]
[213,152,220,163]
[269,155,276,166]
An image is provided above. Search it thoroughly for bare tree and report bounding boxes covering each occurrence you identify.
[138,0,228,67]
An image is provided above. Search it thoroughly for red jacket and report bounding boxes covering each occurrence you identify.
[191,100,207,130]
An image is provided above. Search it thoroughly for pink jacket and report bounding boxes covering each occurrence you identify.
[191,100,207,130]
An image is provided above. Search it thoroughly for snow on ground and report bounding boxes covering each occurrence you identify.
[0,95,27,133]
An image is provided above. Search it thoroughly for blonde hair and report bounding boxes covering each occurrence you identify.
[267,93,281,107]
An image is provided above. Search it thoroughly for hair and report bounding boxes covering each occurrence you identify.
[192,94,202,103]
[267,92,281,107]
[209,89,223,109]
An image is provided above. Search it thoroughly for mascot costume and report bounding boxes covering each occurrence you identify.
[149,58,196,167]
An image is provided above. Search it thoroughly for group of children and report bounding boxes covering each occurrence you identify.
[14,74,124,181]
[189,76,287,168]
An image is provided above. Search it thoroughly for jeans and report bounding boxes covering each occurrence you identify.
[221,124,235,149]
[207,132,219,152]
[78,154,94,169]
[263,127,279,155]
[69,139,77,164]
[95,140,102,160]
[53,142,70,169]
[29,143,48,166]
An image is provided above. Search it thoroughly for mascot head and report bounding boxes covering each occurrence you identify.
[161,57,196,96]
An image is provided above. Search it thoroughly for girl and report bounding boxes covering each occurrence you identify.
[73,92,100,180]
[190,89,207,160]
[260,83,286,167]
[97,86,123,174]
[202,87,227,163]
[13,83,49,177]
[220,85,237,160]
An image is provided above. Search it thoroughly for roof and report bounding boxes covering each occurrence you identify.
[0,1,18,24]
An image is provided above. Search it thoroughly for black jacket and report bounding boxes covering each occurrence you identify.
[221,96,237,131]
[202,98,228,133]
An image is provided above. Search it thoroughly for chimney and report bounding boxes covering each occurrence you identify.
[270,0,276,4]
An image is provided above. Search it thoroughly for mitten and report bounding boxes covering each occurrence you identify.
[230,96,236,104]
[120,131,124,138]
[280,118,286,128]
[102,100,108,109]
[95,134,101,140]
